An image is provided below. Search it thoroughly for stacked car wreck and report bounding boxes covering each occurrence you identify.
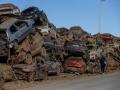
[0,3,120,89]
[0,4,51,86]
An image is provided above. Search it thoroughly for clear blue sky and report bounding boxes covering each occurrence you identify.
[0,0,120,36]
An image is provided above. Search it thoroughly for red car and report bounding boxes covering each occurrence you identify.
[64,57,86,74]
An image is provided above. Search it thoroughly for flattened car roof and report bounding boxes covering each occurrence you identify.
[0,3,18,10]
[0,18,17,30]
[0,3,20,16]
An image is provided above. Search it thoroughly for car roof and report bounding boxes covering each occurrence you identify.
[0,18,17,30]
[0,3,18,10]
[22,6,39,13]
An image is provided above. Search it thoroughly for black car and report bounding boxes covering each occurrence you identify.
[21,7,48,25]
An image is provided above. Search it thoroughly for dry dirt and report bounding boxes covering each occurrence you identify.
[2,70,119,90]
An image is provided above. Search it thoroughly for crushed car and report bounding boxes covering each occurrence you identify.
[21,6,49,26]
[45,60,61,75]
[64,40,88,57]
[0,3,20,16]
[44,41,64,75]
[64,57,86,74]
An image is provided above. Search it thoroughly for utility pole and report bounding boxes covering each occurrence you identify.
[99,0,105,33]
[97,0,105,44]
[98,0,102,33]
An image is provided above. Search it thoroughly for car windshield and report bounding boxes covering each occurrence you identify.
[15,21,27,28]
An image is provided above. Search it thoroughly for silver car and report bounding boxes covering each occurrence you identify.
[0,18,34,48]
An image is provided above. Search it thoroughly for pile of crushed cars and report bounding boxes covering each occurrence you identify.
[0,3,120,88]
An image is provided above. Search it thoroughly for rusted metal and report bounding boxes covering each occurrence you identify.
[0,3,120,88]
[64,57,86,74]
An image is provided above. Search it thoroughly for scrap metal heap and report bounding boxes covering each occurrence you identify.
[0,4,50,85]
[86,34,120,73]
[56,26,90,74]
[0,3,120,88]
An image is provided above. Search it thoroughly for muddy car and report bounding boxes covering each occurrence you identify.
[64,57,86,74]
[44,41,63,75]
[64,40,87,56]
[0,3,20,16]
[45,60,61,75]
[13,62,47,81]
[0,18,34,49]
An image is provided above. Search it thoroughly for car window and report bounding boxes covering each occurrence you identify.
[15,21,28,29]
[10,25,17,34]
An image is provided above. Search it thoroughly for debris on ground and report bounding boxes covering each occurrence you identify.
[0,3,120,89]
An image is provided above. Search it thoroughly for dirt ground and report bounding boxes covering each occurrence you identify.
[2,70,119,90]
